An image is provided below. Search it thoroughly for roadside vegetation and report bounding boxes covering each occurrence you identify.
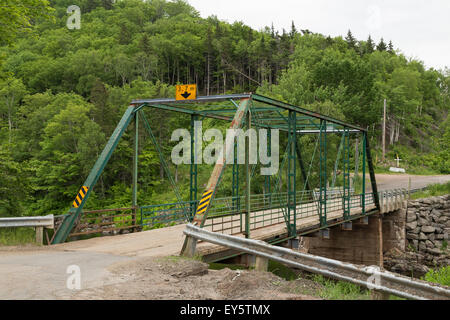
[309,274,371,300]
[0,227,35,246]
[423,266,450,287]
[410,182,450,200]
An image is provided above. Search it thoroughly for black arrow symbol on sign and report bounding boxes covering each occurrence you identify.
[181,91,191,99]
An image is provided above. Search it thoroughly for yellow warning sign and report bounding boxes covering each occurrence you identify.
[176,84,197,101]
[73,186,89,208]
[196,190,213,215]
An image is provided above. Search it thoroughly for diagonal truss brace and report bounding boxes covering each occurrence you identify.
[181,98,251,256]
[52,106,137,244]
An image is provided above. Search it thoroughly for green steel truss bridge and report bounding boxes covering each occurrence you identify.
[51,94,382,249]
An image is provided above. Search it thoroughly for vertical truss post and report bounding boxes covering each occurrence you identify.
[264,129,272,208]
[343,127,351,220]
[132,111,139,228]
[319,120,327,227]
[365,133,381,211]
[362,132,367,214]
[190,114,198,220]
[232,139,240,213]
[245,107,251,238]
[287,110,297,236]
[232,139,242,233]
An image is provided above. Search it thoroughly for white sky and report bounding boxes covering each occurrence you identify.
[187,0,450,71]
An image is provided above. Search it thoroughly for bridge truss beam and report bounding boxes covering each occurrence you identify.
[51,93,379,245]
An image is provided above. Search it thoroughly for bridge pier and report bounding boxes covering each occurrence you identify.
[301,214,385,267]
[300,207,407,299]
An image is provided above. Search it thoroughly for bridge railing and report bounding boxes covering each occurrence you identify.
[62,207,140,239]
[202,189,407,236]
[61,188,406,239]
[140,201,195,228]
[137,189,393,234]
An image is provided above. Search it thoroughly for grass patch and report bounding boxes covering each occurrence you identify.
[0,227,36,246]
[311,274,371,300]
[268,260,298,281]
[411,182,450,200]
[422,266,450,287]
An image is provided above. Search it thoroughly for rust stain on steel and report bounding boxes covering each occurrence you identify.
[192,98,250,225]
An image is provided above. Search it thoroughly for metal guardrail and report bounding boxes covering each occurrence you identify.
[184,224,450,300]
[0,215,54,245]
[0,215,54,229]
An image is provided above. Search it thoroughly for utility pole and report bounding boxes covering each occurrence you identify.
[382,99,386,162]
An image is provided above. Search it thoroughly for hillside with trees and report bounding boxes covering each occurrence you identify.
[0,0,448,218]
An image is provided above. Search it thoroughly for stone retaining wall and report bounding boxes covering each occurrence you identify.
[406,195,450,256]
[384,195,450,276]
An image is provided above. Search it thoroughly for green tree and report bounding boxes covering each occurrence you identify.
[33,101,106,215]
[435,116,450,173]
[0,77,27,143]
[377,38,387,51]
[366,35,375,54]
[0,0,54,45]
[345,30,357,50]
[388,40,394,54]
[0,145,29,216]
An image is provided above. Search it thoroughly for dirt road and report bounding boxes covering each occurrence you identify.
[373,174,450,191]
[1,174,448,300]
[0,225,187,300]
[0,243,319,300]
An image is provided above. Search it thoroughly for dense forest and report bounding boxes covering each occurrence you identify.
[0,0,449,218]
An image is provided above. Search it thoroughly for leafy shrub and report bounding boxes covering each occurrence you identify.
[423,266,450,287]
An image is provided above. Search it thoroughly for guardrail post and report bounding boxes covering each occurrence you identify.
[182,236,197,258]
[35,227,44,245]
[379,191,384,214]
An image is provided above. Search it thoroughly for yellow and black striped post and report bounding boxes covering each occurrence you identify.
[181,98,252,258]
[195,190,214,218]
[72,186,89,208]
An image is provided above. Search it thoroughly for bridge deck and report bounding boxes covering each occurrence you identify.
[58,197,377,260]
[197,198,377,258]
